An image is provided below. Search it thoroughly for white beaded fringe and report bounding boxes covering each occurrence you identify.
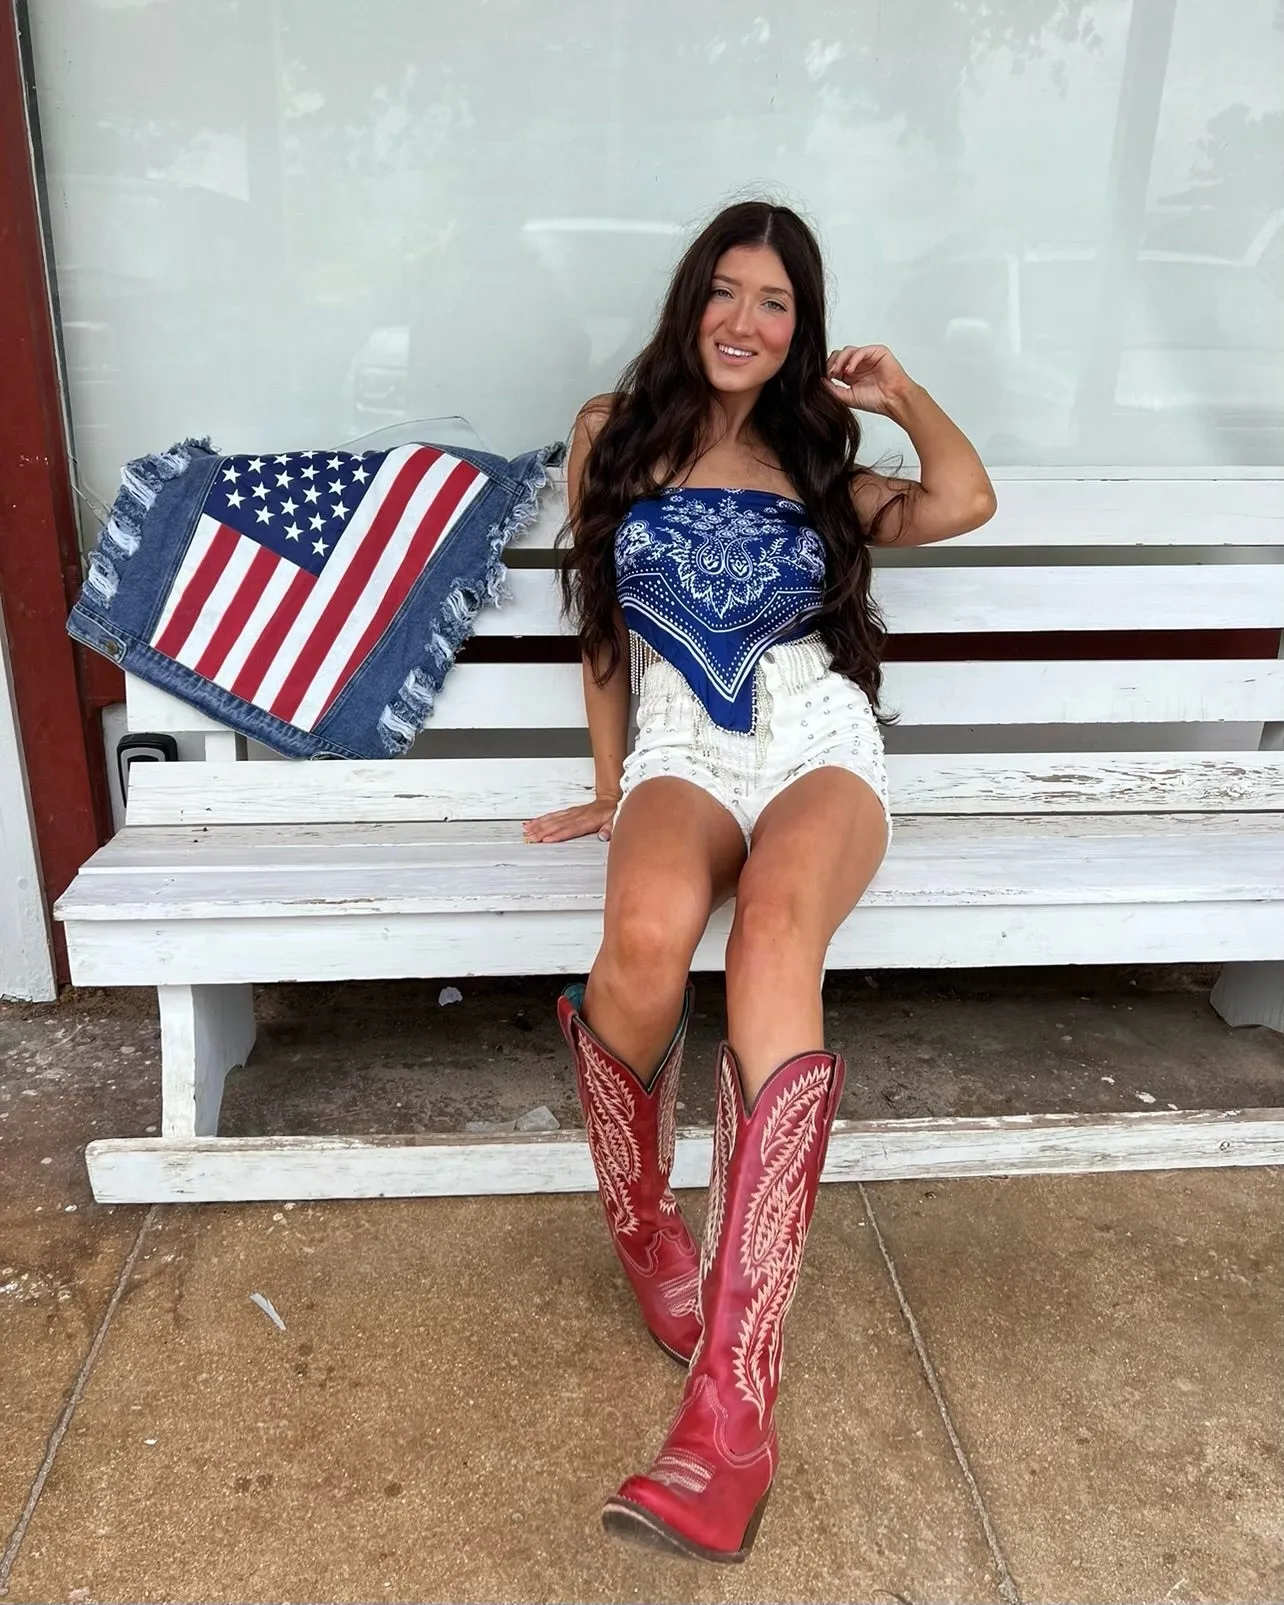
[628,629,830,763]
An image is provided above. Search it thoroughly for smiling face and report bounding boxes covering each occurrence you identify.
[698,243,797,394]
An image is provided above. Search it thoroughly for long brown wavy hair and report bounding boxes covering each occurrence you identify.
[557,199,905,715]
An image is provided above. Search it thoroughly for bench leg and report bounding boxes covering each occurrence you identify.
[1210,963,1284,1034]
[159,984,257,1137]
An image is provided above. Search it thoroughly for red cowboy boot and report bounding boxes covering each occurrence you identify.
[558,981,702,1364]
[601,1039,845,1562]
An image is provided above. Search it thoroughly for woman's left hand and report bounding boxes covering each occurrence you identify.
[825,344,914,416]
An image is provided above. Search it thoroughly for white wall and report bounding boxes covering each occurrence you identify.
[24,0,1284,528]
[0,599,57,1002]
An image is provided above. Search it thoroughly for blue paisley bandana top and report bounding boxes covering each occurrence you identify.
[614,486,827,733]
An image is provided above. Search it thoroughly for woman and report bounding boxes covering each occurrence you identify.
[523,199,996,1563]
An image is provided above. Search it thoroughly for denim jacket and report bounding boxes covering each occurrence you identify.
[67,435,566,759]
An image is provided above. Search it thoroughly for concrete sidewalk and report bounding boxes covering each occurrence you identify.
[1,968,1281,1603]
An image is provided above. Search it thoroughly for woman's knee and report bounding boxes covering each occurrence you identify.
[598,882,706,992]
[727,883,820,975]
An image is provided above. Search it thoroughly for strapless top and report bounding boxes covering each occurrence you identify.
[614,485,827,733]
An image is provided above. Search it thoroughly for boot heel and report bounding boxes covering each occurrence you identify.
[737,1487,772,1556]
[600,1490,770,1565]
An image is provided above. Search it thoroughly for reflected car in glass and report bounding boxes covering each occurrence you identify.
[882,243,1284,466]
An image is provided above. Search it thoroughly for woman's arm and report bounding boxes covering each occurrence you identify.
[581,602,631,807]
[829,345,998,547]
[523,397,630,844]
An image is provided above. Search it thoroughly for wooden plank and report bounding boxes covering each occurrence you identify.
[124,757,596,824]
[83,810,1284,867]
[126,675,226,735]
[126,657,1284,737]
[204,731,246,762]
[58,898,1284,990]
[983,468,1284,480]
[121,751,1284,827]
[158,983,256,1137]
[889,753,1284,814]
[511,476,1284,552]
[428,659,1284,730]
[53,815,1284,920]
[84,1106,1284,1203]
[475,564,1284,638]
[887,478,1283,548]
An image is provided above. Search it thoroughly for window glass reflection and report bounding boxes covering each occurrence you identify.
[24,0,1284,527]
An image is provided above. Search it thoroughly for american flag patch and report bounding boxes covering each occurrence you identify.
[149,445,487,731]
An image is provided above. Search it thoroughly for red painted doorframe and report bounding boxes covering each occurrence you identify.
[1,3,122,984]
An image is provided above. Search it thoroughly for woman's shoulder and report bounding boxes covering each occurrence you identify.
[566,395,623,509]
[568,394,622,475]
[575,392,619,433]
[567,393,619,465]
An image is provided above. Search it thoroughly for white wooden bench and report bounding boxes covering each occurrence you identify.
[55,470,1284,1203]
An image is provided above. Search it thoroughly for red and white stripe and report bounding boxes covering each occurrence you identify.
[149,446,486,732]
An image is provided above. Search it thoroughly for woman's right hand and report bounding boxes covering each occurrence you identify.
[522,794,620,844]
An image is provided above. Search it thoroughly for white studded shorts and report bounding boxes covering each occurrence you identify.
[613,634,892,848]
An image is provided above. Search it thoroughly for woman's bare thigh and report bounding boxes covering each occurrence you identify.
[604,776,747,949]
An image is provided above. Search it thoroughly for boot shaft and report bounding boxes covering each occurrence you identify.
[691,1043,845,1436]
[557,983,691,1226]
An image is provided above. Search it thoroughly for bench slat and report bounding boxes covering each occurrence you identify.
[81,1108,1284,1202]
[55,815,1284,919]
[124,657,1284,737]
[90,812,1284,860]
[81,812,1284,880]
[475,564,1284,638]
[428,658,1284,729]
[120,752,1284,827]
[58,901,1284,987]
[512,476,1283,551]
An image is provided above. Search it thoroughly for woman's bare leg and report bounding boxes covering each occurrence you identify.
[584,777,746,1080]
[724,767,889,1102]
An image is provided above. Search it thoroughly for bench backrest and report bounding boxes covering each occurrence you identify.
[123,471,1284,827]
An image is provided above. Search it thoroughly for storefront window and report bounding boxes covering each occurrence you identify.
[24,0,1284,526]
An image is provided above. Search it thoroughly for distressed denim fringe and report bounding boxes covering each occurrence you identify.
[82,438,211,605]
[375,438,567,755]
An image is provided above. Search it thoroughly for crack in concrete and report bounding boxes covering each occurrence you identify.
[858,1181,1022,1605]
[0,1205,159,1597]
